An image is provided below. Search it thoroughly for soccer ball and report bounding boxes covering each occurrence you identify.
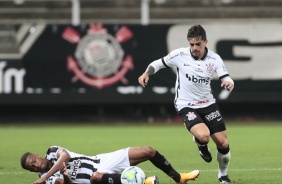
[120,166,146,184]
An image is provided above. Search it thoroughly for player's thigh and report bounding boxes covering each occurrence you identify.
[97,148,130,173]
[178,107,205,131]
[190,123,210,138]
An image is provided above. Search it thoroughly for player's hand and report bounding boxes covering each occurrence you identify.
[221,81,234,91]
[138,73,149,87]
[59,162,68,175]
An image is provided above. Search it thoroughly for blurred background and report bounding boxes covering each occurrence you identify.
[0,0,282,124]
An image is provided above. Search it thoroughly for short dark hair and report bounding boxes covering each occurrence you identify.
[187,24,207,41]
[20,152,31,170]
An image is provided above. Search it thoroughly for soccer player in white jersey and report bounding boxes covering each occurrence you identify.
[20,145,199,184]
[138,24,234,184]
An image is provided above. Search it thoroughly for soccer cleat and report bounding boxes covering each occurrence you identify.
[218,175,232,183]
[193,136,212,163]
[144,176,159,184]
[177,170,200,184]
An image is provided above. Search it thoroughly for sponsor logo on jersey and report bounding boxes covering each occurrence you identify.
[68,160,82,180]
[187,99,210,106]
[205,110,221,121]
[186,112,197,121]
[194,68,204,72]
[186,74,209,85]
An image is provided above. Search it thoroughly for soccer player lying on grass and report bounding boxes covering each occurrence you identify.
[21,145,200,184]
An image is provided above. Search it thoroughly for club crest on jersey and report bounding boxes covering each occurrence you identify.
[186,112,197,121]
[62,24,134,89]
[206,63,214,74]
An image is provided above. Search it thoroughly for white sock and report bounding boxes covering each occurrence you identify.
[217,151,231,178]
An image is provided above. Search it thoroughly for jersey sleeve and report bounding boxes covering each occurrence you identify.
[215,55,229,79]
[46,146,62,160]
[162,48,182,68]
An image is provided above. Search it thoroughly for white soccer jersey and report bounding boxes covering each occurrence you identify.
[41,146,130,184]
[159,47,229,110]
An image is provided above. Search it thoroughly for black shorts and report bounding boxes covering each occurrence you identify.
[178,103,226,135]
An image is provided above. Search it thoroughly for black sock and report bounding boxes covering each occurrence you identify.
[100,174,121,184]
[217,145,230,155]
[150,151,180,182]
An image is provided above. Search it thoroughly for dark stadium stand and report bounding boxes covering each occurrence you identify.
[0,0,281,54]
[0,0,281,24]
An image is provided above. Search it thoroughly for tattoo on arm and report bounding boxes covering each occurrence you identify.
[145,65,155,75]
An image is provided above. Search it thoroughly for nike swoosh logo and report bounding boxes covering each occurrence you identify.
[217,117,222,121]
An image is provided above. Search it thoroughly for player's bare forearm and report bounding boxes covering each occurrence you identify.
[138,65,155,87]
[145,65,155,75]
[58,162,73,184]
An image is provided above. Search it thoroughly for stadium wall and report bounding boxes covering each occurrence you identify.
[0,20,281,122]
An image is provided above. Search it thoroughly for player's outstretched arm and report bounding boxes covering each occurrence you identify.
[138,64,155,87]
[138,59,165,87]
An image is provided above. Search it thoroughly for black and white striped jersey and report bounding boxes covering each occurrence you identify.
[41,146,101,184]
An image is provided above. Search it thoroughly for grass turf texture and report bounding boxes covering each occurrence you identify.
[1,122,282,184]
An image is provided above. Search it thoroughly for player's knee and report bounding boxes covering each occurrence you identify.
[90,172,103,184]
[142,146,156,158]
[222,142,229,149]
[195,134,210,144]
[217,140,229,150]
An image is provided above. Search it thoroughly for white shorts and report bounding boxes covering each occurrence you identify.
[95,147,130,174]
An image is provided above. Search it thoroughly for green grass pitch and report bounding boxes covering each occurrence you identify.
[0,122,282,184]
